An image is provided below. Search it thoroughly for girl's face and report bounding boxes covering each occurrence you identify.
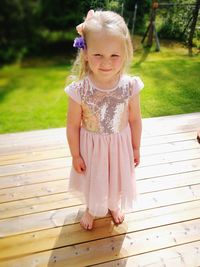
[84,31,125,82]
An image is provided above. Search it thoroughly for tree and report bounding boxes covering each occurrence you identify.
[0,0,40,63]
[157,0,198,43]
[188,0,200,54]
[38,0,85,31]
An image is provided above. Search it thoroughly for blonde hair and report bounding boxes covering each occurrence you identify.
[71,10,133,80]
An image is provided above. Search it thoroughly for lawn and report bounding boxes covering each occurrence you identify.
[0,37,199,134]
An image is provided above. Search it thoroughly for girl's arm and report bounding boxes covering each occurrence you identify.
[67,97,86,173]
[128,94,142,167]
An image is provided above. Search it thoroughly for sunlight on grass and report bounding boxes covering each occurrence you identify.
[0,62,71,133]
[0,38,199,133]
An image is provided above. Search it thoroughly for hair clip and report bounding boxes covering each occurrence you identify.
[73,36,86,49]
[73,10,94,49]
[76,9,95,36]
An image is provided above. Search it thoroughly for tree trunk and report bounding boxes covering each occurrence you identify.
[188,0,200,55]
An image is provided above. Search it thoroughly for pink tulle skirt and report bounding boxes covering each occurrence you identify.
[68,124,137,217]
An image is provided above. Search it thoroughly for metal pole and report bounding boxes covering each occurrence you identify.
[153,21,160,51]
[131,3,138,36]
[121,2,124,16]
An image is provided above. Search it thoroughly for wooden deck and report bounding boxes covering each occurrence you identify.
[0,112,200,267]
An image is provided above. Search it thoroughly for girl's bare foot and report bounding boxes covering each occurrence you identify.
[80,208,94,230]
[109,208,124,224]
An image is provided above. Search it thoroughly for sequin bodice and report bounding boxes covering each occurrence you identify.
[65,75,144,134]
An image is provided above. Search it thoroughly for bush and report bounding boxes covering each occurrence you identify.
[157,1,198,44]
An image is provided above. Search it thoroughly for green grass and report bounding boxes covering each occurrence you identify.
[132,41,200,117]
[0,38,199,134]
[0,57,72,133]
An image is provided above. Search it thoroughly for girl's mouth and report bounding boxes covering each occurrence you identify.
[99,69,112,72]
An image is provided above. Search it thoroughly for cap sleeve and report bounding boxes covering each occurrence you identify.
[130,76,144,97]
[64,82,81,104]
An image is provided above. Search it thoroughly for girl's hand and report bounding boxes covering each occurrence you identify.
[72,156,86,174]
[133,149,140,167]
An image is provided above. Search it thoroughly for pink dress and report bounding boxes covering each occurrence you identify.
[64,74,144,217]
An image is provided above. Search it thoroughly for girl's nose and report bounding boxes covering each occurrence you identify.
[101,57,111,67]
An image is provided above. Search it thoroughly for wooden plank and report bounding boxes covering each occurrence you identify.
[0,113,199,155]
[0,130,196,159]
[141,148,200,166]
[0,136,67,151]
[0,139,194,159]
[0,112,199,140]
[0,153,199,190]
[0,168,67,190]
[0,128,65,142]
[142,131,196,145]
[1,194,81,220]
[0,193,80,220]
[0,148,68,166]
[0,155,200,202]
[91,240,200,267]
[142,112,200,135]
[0,144,69,156]
[0,129,66,146]
[141,139,199,156]
[0,199,200,261]
[0,158,70,177]
[0,143,199,168]
[0,179,68,203]
[136,158,200,179]
[1,217,200,266]
[1,164,200,203]
[0,112,199,144]
[0,150,199,189]
[1,170,200,219]
[0,149,199,177]
[1,184,200,237]
[138,169,200,193]
[0,131,198,158]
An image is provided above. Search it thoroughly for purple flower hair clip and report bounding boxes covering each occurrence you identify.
[73,36,86,49]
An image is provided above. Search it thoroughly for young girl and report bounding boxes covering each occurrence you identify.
[64,10,144,230]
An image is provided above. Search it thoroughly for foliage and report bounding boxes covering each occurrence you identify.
[123,0,151,34]
[0,0,152,64]
[0,0,199,64]
[157,0,199,43]
[0,0,41,63]
[0,0,85,63]
[38,0,86,30]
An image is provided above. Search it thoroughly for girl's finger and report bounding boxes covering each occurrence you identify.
[81,165,86,172]
[134,159,140,167]
[81,160,86,171]
[75,164,83,173]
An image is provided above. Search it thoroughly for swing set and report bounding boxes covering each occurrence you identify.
[140,0,199,51]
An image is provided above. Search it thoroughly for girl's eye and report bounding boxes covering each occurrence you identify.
[111,54,120,58]
[94,54,101,57]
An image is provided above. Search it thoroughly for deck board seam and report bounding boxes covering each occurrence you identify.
[87,239,200,267]
[0,181,200,205]
[1,197,200,221]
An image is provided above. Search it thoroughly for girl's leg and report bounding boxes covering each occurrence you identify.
[80,208,94,230]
